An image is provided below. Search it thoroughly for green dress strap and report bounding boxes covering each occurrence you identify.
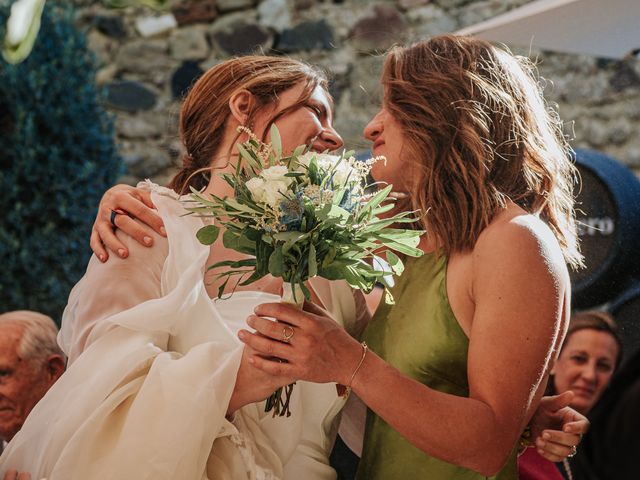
[357,252,517,479]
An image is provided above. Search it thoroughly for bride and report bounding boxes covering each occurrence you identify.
[0,55,360,480]
[1,55,586,480]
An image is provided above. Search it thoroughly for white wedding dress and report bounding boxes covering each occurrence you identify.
[0,182,369,480]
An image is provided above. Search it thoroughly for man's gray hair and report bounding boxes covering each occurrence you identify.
[0,310,65,363]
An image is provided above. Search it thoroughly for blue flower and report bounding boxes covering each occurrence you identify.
[339,189,357,212]
[279,196,305,231]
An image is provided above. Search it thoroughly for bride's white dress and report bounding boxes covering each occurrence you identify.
[0,183,369,480]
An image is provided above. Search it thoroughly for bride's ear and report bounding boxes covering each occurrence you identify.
[229,90,257,125]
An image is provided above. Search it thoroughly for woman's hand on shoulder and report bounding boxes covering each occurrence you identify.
[90,184,166,262]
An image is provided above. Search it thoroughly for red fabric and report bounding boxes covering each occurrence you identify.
[518,448,564,480]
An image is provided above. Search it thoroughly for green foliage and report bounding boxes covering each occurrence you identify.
[186,127,424,304]
[0,2,122,322]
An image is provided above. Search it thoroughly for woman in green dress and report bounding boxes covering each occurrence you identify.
[241,35,582,479]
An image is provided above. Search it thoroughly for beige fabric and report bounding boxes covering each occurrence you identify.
[0,182,365,480]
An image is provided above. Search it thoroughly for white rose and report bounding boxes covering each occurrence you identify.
[297,152,340,171]
[261,180,291,207]
[245,177,267,203]
[261,165,293,185]
[331,162,355,186]
[246,173,291,207]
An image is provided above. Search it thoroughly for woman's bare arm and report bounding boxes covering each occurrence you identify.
[241,219,570,476]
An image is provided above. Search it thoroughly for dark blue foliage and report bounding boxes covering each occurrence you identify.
[0,3,123,323]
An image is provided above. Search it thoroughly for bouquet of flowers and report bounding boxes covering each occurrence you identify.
[186,125,423,415]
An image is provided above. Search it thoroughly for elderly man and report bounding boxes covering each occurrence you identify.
[0,311,66,453]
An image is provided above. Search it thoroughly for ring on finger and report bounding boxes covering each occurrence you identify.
[110,209,121,229]
[282,325,295,343]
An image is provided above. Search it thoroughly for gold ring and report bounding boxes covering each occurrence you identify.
[282,325,294,343]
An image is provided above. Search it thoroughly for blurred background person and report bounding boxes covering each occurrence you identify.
[0,311,66,452]
[519,310,622,479]
[570,345,640,480]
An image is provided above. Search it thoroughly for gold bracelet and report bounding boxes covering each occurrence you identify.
[517,425,532,456]
[348,341,368,388]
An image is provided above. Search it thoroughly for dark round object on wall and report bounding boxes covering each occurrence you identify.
[610,282,640,363]
[171,61,204,100]
[571,149,640,309]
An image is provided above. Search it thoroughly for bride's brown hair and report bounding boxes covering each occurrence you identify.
[383,35,582,268]
[169,56,330,194]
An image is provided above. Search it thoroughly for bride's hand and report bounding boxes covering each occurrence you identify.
[227,344,296,416]
[2,470,31,480]
[90,184,166,262]
[237,301,362,387]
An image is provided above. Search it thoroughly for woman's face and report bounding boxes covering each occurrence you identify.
[363,107,408,191]
[552,329,619,415]
[252,83,343,154]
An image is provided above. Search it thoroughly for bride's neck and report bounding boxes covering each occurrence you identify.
[202,161,236,198]
[202,125,244,198]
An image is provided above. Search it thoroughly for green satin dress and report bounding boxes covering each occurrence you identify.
[356,252,517,479]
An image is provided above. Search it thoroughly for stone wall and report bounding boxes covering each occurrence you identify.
[72,0,640,185]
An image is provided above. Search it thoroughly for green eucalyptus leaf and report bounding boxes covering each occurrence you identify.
[332,189,346,206]
[273,231,306,243]
[359,185,393,220]
[372,203,396,216]
[237,143,262,172]
[270,124,282,158]
[223,229,239,250]
[385,251,404,276]
[239,269,266,286]
[217,277,230,300]
[196,225,220,245]
[292,144,306,158]
[209,259,256,270]
[361,215,419,233]
[300,282,312,301]
[308,156,319,184]
[236,234,257,255]
[318,259,356,280]
[269,246,285,277]
[343,266,367,290]
[376,231,422,247]
[256,240,272,275]
[384,288,395,305]
[308,244,317,277]
[224,198,259,214]
[373,237,423,257]
[326,205,350,221]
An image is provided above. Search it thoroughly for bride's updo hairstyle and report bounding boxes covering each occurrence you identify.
[170,56,330,194]
[382,35,583,268]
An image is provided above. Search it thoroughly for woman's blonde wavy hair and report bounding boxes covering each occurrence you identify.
[382,35,583,268]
